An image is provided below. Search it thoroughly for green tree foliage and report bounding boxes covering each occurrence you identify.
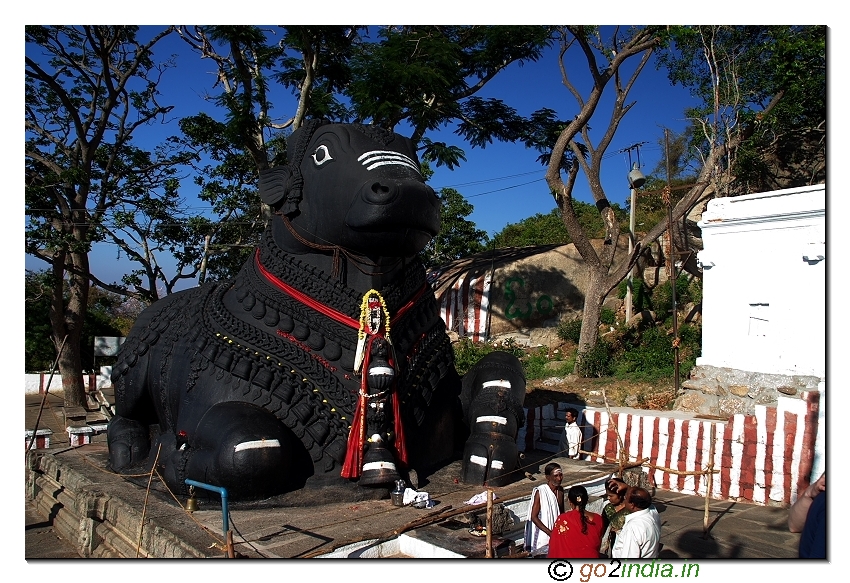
[25,270,57,372]
[26,270,136,372]
[176,112,271,282]
[421,188,488,268]
[492,202,628,248]
[346,26,560,167]
[657,26,825,195]
[492,209,569,248]
[25,25,189,406]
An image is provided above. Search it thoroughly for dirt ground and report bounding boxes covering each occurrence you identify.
[523,375,678,411]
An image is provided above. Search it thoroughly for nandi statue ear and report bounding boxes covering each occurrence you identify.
[259,165,303,215]
[258,119,326,215]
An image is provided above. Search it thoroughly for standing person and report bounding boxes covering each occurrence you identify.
[524,462,564,556]
[548,485,605,558]
[600,478,631,556]
[559,407,583,459]
[611,487,660,559]
[789,473,825,558]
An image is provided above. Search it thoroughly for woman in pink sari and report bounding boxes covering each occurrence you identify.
[548,485,605,558]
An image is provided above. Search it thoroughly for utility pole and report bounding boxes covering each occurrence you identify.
[628,194,635,321]
[664,129,680,393]
[198,234,211,285]
[622,143,646,323]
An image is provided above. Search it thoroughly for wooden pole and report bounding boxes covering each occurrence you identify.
[664,128,681,394]
[226,530,236,558]
[704,424,716,536]
[485,488,494,558]
[27,335,68,452]
[136,444,162,558]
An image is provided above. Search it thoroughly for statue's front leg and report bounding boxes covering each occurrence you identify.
[460,352,527,487]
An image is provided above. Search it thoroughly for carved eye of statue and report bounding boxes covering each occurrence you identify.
[312,145,333,166]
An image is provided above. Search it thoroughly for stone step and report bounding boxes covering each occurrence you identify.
[535,436,560,453]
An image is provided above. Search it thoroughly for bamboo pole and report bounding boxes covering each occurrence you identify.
[299,504,456,558]
[136,444,162,558]
[485,489,493,558]
[27,335,68,452]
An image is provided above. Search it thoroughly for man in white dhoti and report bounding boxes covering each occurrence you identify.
[525,462,564,556]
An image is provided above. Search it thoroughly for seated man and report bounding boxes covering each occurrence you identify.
[611,487,660,559]
[788,473,825,559]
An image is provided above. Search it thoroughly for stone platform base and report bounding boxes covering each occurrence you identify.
[25,444,614,559]
[675,365,821,417]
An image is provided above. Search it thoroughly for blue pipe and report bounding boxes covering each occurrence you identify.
[185,479,229,535]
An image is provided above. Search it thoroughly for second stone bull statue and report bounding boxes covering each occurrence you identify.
[107,121,527,500]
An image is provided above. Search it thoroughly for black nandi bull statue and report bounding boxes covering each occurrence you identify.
[107,121,527,500]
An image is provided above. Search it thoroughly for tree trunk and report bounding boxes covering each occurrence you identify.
[58,335,86,409]
[574,267,606,375]
[49,251,90,409]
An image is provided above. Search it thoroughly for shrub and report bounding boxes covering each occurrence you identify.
[613,325,676,381]
[557,318,583,343]
[651,274,692,315]
[611,322,702,382]
[522,346,552,380]
[576,340,612,378]
[617,277,652,312]
[687,278,703,305]
[600,307,616,325]
[452,337,526,377]
[452,338,496,376]
[676,323,702,377]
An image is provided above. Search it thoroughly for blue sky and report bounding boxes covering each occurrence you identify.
[23,24,700,289]
[20,15,838,299]
[154,26,698,238]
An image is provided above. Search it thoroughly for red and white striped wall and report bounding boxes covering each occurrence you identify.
[67,423,109,447]
[437,271,491,342]
[25,372,101,394]
[520,392,820,506]
[25,429,52,451]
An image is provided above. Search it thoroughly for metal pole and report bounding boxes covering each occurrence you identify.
[626,186,637,323]
[185,479,230,536]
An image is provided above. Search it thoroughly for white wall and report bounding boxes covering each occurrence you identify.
[24,366,112,394]
[696,185,825,379]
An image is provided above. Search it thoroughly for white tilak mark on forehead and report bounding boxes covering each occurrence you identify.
[358,150,420,174]
[365,159,421,173]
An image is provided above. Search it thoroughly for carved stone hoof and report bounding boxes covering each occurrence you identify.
[461,432,519,487]
[107,415,151,472]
